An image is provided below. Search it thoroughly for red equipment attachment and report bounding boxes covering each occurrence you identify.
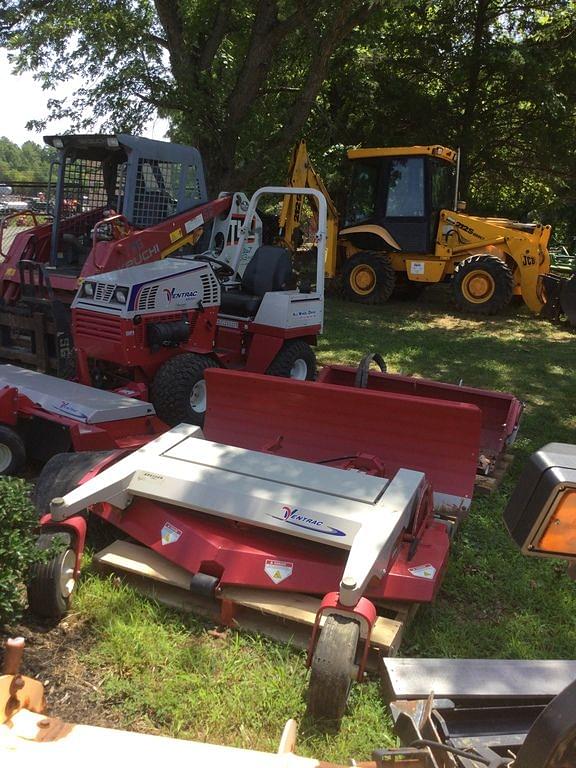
[318,357,523,475]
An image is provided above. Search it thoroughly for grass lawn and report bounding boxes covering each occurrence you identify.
[21,287,576,761]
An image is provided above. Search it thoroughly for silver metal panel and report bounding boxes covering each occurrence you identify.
[163,438,388,504]
[0,364,155,424]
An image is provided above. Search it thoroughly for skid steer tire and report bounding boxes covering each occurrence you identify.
[306,615,360,726]
[453,255,514,315]
[0,425,25,476]
[27,532,76,619]
[32,451,115,517]
[151,353,217,427]
[342,252,395,304]
[266,340,317,381]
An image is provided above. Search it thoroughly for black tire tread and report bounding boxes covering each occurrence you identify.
[27,535,73,619]
[151,353,216,426]
[342,252,396,305]
[453,254,514,315]
[266,340,317,380]
[0,424,26,475]
[32,450,115,516]
[306,615,360,723]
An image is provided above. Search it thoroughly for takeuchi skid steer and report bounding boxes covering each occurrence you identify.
[28,366,486,723]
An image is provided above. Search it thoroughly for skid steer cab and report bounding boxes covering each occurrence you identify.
[71,186,327,425]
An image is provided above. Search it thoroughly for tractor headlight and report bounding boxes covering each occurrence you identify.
[83,282,94,297]
[504,443,576,561]
[114,287,128,304]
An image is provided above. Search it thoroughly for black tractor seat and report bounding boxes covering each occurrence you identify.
[220,245,293,318]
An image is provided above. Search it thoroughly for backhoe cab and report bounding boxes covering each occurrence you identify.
[282,141,576,322]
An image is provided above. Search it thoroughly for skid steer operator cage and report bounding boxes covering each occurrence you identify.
[44,134,208,266]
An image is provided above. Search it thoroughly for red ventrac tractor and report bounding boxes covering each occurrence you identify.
[69,186,326,426]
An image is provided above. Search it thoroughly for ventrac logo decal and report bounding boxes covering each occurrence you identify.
[267,505,346,536]
[163,287,199,302]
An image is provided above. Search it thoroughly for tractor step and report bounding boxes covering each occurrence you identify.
[475,451,515,495]
[94,540,417,663]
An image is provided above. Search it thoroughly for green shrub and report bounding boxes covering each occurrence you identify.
[0,477,41,626]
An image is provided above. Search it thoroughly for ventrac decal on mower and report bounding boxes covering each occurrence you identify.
[52,400,88,421]
[267,506,346,537]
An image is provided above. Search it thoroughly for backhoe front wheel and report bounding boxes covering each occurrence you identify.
[342,252,395,304]
[453,255,514,315]
[306,615,360,725]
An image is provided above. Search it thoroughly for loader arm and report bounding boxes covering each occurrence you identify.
[280,141,340,278]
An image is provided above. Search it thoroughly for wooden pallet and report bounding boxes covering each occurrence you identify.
[94,540,416,664]
[474,451,514,495]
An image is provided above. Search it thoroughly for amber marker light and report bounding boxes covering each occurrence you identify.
[535,489,576,557]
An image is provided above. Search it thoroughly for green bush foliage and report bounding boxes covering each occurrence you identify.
[0,477,40,626]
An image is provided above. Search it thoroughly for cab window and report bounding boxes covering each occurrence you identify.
[385,158,425,217]
[344,160,379,226]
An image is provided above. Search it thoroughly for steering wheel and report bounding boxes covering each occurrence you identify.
[193,254,236,279]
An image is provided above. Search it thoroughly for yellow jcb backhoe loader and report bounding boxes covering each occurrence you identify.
[279,140,576,321]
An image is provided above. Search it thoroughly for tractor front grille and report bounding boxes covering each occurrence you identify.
[94,283,115,303]
[74,309,122,343]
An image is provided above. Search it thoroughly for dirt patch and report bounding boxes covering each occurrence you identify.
[1,612,115,729]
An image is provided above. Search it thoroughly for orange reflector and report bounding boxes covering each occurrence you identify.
[537,490,576,555]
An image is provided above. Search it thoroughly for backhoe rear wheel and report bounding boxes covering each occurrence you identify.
[306,615,360,725]
[453,255,514,315]
[342,252,395,304]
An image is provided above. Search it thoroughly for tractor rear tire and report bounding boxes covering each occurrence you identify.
[27,532,76,619]
[306,615,360,725]
[266,340,317,381]
[151,353,217,427]
[453,255,514,315]
[0,425,25,476]
[32,450,115,517]
[342,252,395,304]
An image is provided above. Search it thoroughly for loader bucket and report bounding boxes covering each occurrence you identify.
[318,364,523,470]
[203,369,482,516]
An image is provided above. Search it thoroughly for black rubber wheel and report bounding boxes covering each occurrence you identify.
[266,340,317,381]
[27,532,76,619]
[342,252,396,304]
[453,254,514,315]
[306,615,360,724]
[0,424,25,476]
[151,353,217,427]
[32,450,115,517]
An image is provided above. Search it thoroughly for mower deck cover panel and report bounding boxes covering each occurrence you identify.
[162,438,388,504]
[203,369,482,511]
[0,364,154,423]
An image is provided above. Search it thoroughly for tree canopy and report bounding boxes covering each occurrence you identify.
[0,136,54,182]
[1,0,575,238]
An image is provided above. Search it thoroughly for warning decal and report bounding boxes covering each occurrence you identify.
[161,522,182,546]
[408,563,436,580]
[264,559,293,585]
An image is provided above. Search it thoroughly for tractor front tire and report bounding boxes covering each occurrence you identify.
[266,340,317,381]
[0,425,25,476]
[306,615,360,725]
[27,533,77,619]
[33,450,115,516]
[151,353,217,427]
[342,252,395,304]
[453,255,514,315]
